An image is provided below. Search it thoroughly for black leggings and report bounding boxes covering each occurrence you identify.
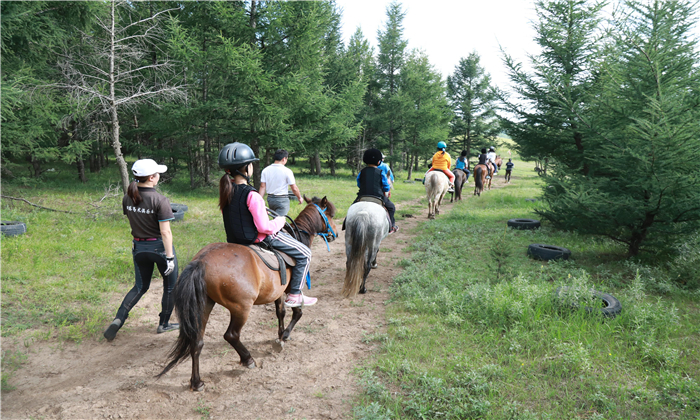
[383,196,396,226]
[114,239,178,326]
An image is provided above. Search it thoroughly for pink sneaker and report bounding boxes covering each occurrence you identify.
[284,293,317,307]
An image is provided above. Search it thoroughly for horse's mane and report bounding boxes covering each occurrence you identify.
[295,196,336,231]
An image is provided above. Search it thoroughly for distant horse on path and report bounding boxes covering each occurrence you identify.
[451,169,467,202]
[495,156,503,170]
[343,201,390,297]
[474,164,489,196]
[425,170,449,219]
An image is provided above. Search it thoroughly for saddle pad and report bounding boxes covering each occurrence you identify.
[248,244,296,269]
[343,197,392,231]
[357,195,385,206]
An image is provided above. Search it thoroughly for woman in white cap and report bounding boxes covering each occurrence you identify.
[104,159,179,341]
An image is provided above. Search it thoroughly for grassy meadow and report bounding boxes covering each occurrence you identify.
[2,152,699,420]
[353,160,700,419]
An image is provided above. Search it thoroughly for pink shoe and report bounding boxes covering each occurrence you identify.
[284,293,317,307]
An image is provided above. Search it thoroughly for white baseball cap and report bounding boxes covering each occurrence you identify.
[132,159,167,177]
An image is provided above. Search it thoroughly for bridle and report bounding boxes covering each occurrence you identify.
[306,203,337,252]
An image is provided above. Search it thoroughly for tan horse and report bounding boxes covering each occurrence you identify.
[425,170,449,219]
[156,197,337,391]
[474,164,489,196]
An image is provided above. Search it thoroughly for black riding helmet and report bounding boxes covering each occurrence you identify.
[363,148,383,166]
[481,148,487,154]
[219,142,259,172]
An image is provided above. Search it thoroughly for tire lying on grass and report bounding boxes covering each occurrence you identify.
[527,243,571,261]
[171,203,187,222]
[555,286,622,318]
[1,221,27,237]
[507,218,540,230]
[170,203,188,212]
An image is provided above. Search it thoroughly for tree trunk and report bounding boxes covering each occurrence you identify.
[407,153,414,180]
[329,151,336,176]
[77,157,87,183]
[109,0,129,193]
[314,150,322,176]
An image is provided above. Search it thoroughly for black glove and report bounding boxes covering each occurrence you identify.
[163,256,175,276]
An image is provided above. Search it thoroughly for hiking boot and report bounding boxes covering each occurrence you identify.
[389,225,400,234]
[486,175,491,179]
[157,323,180,334]
[103,319,122,342]
[284,293,317,307]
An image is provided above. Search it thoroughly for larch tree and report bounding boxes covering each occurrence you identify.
[501,0,605,175]
[537,0,700,257]
[375,1,408,171]
[56,0,185,192]
[446,52,500,167]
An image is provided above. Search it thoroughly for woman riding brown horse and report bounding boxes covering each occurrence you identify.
[157,144,337,391]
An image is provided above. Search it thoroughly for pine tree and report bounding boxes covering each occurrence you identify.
[375,1,408,170]
[446,52,500,165]
[538,0,700,257]
[501,0,605,175]
[401,50,451,179]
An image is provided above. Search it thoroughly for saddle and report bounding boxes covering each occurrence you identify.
[342,196,391,230]
[247,243,296,286]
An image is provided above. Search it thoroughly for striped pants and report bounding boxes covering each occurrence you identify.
[261,232,311,295]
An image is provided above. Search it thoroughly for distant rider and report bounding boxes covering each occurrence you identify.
[455,150,470,181]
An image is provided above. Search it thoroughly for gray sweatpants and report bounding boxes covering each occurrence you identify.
[267,195,290,217]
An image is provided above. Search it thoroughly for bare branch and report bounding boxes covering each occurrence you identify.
[1,195,76,214]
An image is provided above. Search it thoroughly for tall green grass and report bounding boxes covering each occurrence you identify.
[354,160,700,419]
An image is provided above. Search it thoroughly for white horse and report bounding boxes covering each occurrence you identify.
[425,171,449,219]
[343,201,390,297]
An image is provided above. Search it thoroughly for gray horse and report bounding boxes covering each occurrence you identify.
[343,202,390,297]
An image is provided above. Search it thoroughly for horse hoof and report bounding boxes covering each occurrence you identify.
[359,287,367,294]
[241,360,256,369]
[371,263,378,269]
[275,338,285,348]
[191,382,205,392]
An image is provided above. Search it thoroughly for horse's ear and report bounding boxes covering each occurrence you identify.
[303,194,311,204]
[321,196,328,207]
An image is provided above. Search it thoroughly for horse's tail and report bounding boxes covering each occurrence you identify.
[156,259,207,379]
[343,212,369,298]
[475,166,483,190]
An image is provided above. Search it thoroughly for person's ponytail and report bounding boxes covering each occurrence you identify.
[127,176,149,206]
[219,173,233,211]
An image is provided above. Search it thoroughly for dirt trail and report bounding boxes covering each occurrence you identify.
[2,181,507,420]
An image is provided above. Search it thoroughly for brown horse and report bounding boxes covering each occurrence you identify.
[156,196,337,391]
[451,169,467,202]
[474,164,489,196]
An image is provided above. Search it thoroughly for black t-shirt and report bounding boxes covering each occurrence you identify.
[123,187,174,239]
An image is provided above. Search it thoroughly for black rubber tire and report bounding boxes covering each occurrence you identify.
[171,208,185,222]
[508,218,541,230]
[555,286,622,318]
[1,221,27,237]
[170,203,188,212]
[527,243,571,261]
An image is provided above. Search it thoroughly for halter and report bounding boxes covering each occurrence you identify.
[311,203,337,252]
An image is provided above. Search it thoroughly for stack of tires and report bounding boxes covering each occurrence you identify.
[171,203,188,222]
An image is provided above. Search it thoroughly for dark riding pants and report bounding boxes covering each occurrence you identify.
[262,232,311,295]
[114,239,178,326]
